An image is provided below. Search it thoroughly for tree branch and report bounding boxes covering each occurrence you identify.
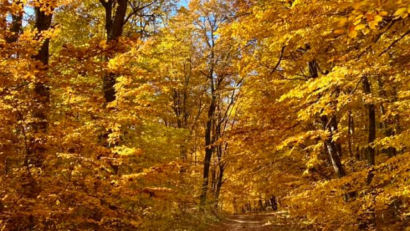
[270,45,286,76]
[379,29,410,56]
[124,1,157,25]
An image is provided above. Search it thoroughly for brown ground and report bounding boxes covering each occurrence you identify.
[207,212,305,231]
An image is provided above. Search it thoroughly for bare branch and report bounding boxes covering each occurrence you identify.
[270,45,286,76]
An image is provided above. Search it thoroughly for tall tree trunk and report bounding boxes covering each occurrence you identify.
[360,76,377,230]
[321,115,346,178]
[29,3,53,167]
[3,1,23,177]
[98,0,128,174]
[309,60,346,178]
[100,0,128,103]
[107,0,127,42]
[24,4,53,229]
[200,94,216,206]
[6,1,23,44]
[391,85,402,150]
[347,110,355,157]
[377,76,397,158]
[362,76,376,167]
[214,163,224,207]
[210,165,216,193]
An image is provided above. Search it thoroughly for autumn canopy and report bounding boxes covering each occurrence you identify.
[1,0,410,230]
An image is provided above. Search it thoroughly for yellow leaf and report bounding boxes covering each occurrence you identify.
[355,24,366,31]
[369,21,378,30]
[374,15,383,23]
[338,17,348,27]
[394,8,408,19]
[379,11,388,16]
[349,30,357,38]
[333,29,345,35]
[353,18,362,25]
[394,8,407,16]
[291,0,300,9]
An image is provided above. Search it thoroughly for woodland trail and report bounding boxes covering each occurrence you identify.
[208,211,305,231]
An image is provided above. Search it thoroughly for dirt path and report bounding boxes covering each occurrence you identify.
[207,211,304,231]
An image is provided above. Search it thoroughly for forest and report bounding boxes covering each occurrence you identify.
[1,0,410,230]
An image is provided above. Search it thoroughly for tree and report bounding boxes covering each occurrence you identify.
[3,0,410,230]
[218,0,410,229]
[186,0,240,207]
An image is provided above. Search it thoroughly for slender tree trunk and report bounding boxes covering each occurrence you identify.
[321,115,346,178]
[270,196,278,211]
[362,76,376,167]
[377,76,397,157]
[214,163,224,207]
[24,5,53,229]
[347,110,355,157]
[360,76,377,230]
[100,0,128,103]
[390,85,402,152]
[3,1,23,177]
[29,3,53,167]
[200,94,216,206]
[258,198,263,211]
[98,0,129,175]
[180,75,190,161]
[210,165,216,192]
[6,1,23,44]
[310,60,346,178]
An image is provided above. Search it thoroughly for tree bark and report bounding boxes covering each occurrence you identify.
[29,3,53,166]
[377,76,397,158]
[6,1,23,44]
[360,76,377,230]
[23,4,53,229]
[3,1,23,177]
[100,0,128,103]
[200,94,216,206]
[362,76,376,166]
[309,60,346,178]
[214,163,224,207]
[347,110,355,157]
[270,196,278,211]
[321,115,346,178]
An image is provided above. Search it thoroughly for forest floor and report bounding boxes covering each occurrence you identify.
[207,211,306,231]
